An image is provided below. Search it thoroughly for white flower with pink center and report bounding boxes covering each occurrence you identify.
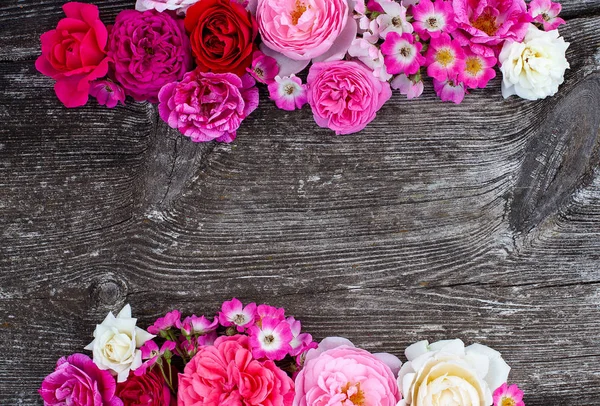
[458,47,497,89]
[425,33,465,81]
[249,317,293,360]
[218,298,257,332]
[268,75,308,111]
[348,38,392,81]
[528,0,565,31]
[375,0,414,39]
[412,0,456,39]
[391,74,424,99]
[381,32,425,75]
[433,77,466,103]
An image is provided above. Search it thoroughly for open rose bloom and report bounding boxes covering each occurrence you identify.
[294,337,401,406]
[398,339,510,406]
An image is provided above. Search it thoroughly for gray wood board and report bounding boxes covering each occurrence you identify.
[1,1,600,405]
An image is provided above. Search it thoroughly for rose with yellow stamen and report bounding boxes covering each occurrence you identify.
[293,337,401,406]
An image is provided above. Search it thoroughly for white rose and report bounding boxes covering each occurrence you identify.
[397,339,510,406]
[84,304,155,382]
[499,24,570,101]
[135,0,198,15]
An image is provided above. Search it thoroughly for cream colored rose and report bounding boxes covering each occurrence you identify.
[84,304,155,382]
[397,339,510,406]
[499,23,569,100]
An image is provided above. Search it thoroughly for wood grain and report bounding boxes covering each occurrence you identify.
[1,2,600,405]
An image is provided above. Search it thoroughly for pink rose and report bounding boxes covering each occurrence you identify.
[453,0,531,56]
[293,337,401,406]
[158,69,259,143]
[178,335,295,406]
[256,0,357,72]
[35,2,111,108]
[39,353,123,406]
[306,60,392,135]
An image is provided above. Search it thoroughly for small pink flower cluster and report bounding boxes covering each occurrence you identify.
[39,302,528,406]
[37,0,568,138]
[349,0,565,104]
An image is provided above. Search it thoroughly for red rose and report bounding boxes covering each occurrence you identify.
[35,2,110,107]
[116,369,174,406]
[184,0,257,76]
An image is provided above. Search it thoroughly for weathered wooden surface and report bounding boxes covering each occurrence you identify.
[1,0,600,404]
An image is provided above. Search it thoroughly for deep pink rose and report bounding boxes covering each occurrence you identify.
[256,0,356,63]
[307,60,391,135]
[293,337,401,406]
[108,9,192,103]
[453,0,531,56]
[39,353,123,406]
[178,335,295,406]
[35,2,110,107]
[158,69,259,143]
[116,369,173,406]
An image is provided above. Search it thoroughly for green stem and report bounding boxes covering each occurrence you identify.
[158,361,176,394]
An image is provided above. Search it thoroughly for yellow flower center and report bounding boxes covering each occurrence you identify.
[501,397,516,406]
[284,84,296,95]
[471,10,499,36]
[341,382,365,406]
[466,56,483,75]
[435,48,454,66]
[291,1,308,25]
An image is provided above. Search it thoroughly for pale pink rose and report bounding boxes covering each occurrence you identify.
[256,0,357,68]
[178,335,295,406]
[307,60,392,135]
[293,337,401,406]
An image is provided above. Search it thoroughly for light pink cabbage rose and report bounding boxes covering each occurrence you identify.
[293,337,401,406]
[307,60,392,135]
[256,0,357,74]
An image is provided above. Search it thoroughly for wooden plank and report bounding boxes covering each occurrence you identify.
[0,5,599,406]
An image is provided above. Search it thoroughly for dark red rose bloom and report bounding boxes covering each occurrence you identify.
[184,0,257,76]
[116,369,173,406]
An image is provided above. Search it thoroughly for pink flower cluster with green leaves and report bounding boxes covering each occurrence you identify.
[39,302,528,406]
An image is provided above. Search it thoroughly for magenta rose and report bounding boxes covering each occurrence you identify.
[115,369,172,406]
[158,69,259,143]
[178,335,295,405]
[453,0,531,55]
[35,2,111,107]
[39,353,123,406]
[306,60,392,135]
[293,337,401,406]
[107,9,192,103]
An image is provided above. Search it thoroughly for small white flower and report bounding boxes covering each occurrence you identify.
[348,38,393,81]
[499,24,570,101]
[375,0,414,39]
[398,339,510,406]
[85,304,155,382]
